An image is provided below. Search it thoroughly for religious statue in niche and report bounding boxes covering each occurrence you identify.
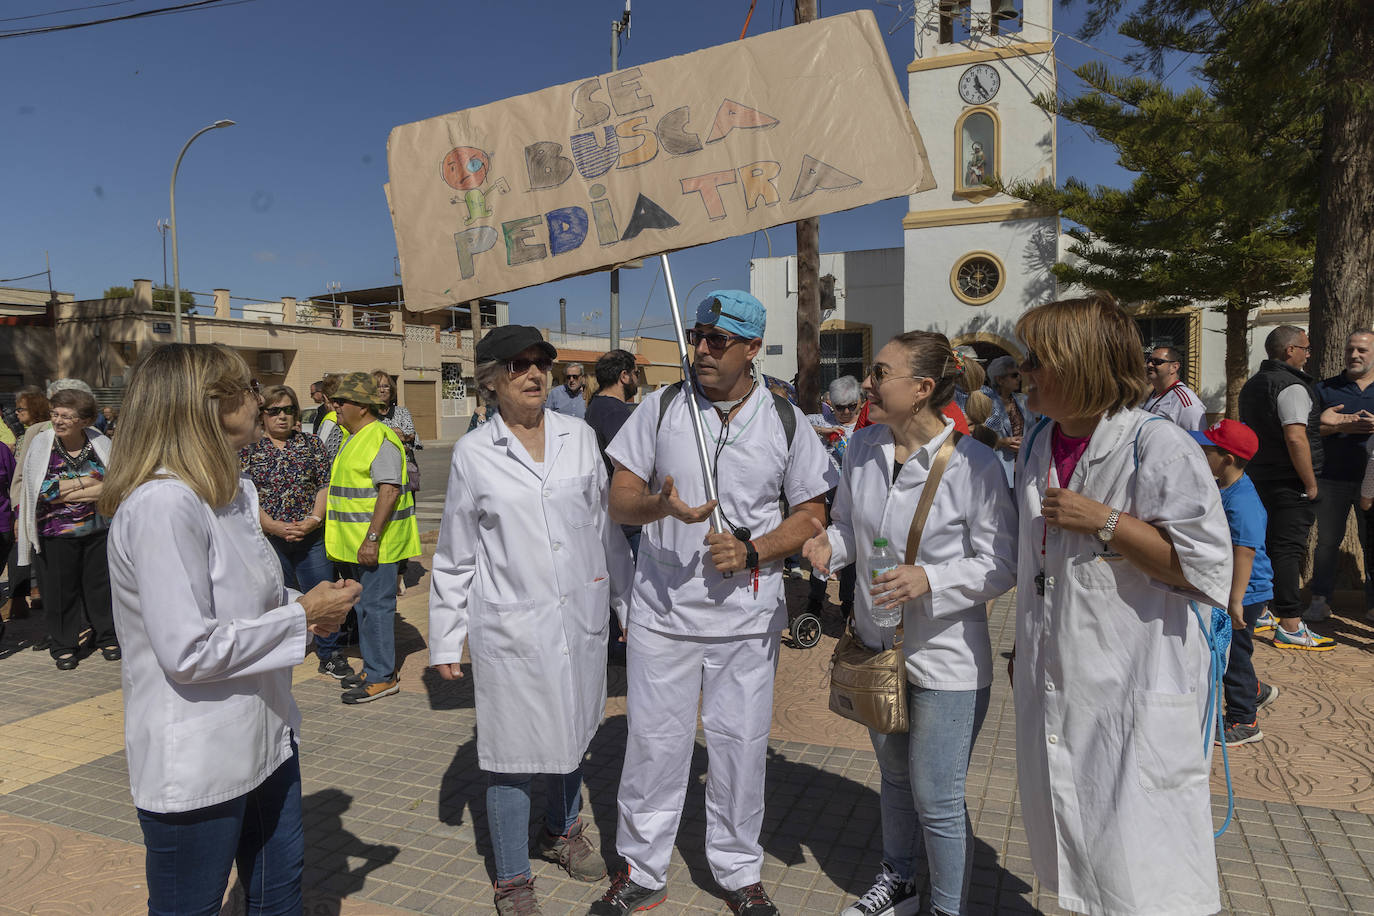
[959,111,995,190]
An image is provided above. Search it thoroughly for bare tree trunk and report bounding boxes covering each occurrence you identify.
[793,0,821,414]
[1223,301,1250,418]
[1307,0,1374,379]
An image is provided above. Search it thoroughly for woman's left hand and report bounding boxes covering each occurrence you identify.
[1041,487,1113,536]
[870,564,930,610]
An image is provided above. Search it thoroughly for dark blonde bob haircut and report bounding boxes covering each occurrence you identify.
[1014,292,1148,419]
[99,343,254,515]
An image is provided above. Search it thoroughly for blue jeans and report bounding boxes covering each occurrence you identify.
[487,769,584,883]
[137,743,302,916]
[870,685,990,916]
[269,531,339,660]
[344,561,398,684]
[1223,602,1267,726]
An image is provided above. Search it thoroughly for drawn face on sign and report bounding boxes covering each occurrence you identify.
[442,147,490,190]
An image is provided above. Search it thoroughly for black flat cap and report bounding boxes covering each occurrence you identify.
[475,325,558,363]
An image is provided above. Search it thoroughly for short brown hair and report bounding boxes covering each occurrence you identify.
[15,388,49,423]
[891,330,962,411]
[49,388,98,421]
[260,385,299,415]
[1015,292,1149,419]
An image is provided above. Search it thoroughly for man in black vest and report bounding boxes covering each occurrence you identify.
[1238,325,1336,651]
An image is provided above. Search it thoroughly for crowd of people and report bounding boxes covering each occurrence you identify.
[4,289,1371,916]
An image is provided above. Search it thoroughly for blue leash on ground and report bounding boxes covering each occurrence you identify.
[1194,601,1234,838]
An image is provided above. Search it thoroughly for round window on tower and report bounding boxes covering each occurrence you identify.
[950,252,1006,305]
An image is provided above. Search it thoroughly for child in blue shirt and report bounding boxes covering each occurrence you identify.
[1192,420,1280,747]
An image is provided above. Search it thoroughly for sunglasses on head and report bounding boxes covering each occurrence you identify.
[687,328,744,350]
[508,356,554,376]
[262,405,297,417]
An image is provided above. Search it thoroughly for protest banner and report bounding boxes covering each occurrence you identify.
[386,10,934,310]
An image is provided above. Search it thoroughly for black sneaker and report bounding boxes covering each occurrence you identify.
[1218,721,1263,746]
[340,671,367,690]
[1256,682,1279,711]
[841,863,920,915]
[724,882,779,915]
[318,654,355,680]
[588,870,666,915]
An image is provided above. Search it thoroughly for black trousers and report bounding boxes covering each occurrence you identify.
[1252,478,1315,620]
[35,531,116,657]
[1222,601,1267,726]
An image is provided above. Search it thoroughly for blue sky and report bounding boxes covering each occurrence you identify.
[2,0,1156,335]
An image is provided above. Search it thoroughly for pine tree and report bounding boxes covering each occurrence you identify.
[1009,63,1314,414]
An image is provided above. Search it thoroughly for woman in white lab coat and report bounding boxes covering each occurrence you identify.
[100,344,359,915]
[428,325,634,916]
[803,331,1017,916]
[1011,294,1232,916]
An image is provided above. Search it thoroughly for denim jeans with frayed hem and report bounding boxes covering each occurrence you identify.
[138,743,302,916]
[869,685,990,916]
[487,769,584,882]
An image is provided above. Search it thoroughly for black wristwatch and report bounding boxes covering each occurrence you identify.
[744,540,759,571]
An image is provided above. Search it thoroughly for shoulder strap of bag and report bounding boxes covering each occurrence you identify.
[887,430,962,653]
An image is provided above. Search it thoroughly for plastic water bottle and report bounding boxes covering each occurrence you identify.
[868,537,902,627]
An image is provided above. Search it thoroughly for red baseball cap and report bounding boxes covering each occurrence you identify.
[1190,419,1258,461]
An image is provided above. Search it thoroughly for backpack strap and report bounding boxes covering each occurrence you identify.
[656,377,795,451]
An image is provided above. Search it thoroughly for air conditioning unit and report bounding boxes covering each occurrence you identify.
[257,351,285,374]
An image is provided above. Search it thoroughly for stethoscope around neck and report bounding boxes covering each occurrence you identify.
[698,369,756,544]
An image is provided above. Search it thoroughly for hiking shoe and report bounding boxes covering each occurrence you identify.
[341,678,399,704]
[841,862,921,916]
[537,819,606,882]
[494,876,542,916]
[1273,623,1335,651]
[1254,608,1277,633]
[1302,594,1332,623]
[724,882,779,915]
[1218,721,1263,746]
[1256,682,1279,711]
[339,671,367,690]
[318,654,355,679]
[588,871,666,915]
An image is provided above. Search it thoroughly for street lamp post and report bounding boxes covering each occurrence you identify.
[170,119,235,343]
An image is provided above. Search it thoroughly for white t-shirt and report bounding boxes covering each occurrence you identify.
[1141,382,1207,431]
[606,383,837,637]
[1277,385,1313,426]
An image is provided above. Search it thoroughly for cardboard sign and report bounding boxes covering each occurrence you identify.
[386,11,934,310]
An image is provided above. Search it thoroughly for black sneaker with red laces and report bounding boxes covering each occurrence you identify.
[587,870,666,915]
[724,882,779,915]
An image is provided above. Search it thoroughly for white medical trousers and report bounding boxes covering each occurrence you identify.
[615,621,781,891]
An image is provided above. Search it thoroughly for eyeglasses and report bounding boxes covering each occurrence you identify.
[335,398,366,409]
[1145,357,1177,367]
[832,402,859,411]
[1021,350,1042,372]
[262,405,297,417]
[1292,344,1312,352]
[247,379,261,396]
[564,373,582,380]
[686,328,745,351]
[508,356,554,377]
[51,411,83,423]
[865,364,917,386]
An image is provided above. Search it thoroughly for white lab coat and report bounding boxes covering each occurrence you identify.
[428,410,634,773]
[1013,409,1231,916]
[108,476,307,813]
[826,421,1017,690]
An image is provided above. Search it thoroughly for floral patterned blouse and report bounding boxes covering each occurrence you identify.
[38,444,107,538]
[240,431,331,524]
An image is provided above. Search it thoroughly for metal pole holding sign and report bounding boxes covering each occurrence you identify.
[660,254,728,538]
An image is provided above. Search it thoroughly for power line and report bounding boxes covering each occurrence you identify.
[0,0,255,39]
[0,270,50,283]
[0,0,137,24]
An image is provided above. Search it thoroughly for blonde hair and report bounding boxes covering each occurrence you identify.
[99,344,253,515]
[370,369,397,408]
[964,389,994,426]
[1015,292,1149,419]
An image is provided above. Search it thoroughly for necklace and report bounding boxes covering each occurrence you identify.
[55,437,93,475]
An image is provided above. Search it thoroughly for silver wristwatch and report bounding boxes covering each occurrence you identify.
[1097,508,1122,544]
[365,532,380,542]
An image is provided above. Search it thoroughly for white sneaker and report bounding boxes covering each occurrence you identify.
[840,863,921,916]
[1303,595,1332,623]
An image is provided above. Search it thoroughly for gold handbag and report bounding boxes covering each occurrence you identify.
[827,432,959,734]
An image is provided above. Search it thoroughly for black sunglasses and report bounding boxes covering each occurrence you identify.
[508,356,554,376]
[262,405,297,417]
[832,402,859,411]
[687,328,744,350]
[1145,357,1176,367]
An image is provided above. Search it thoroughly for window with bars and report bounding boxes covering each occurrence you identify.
[820,328,869,391]
[441,363,465,400]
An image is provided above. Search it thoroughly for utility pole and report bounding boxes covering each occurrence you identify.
[793,0,821,414]
[609,0,631,350]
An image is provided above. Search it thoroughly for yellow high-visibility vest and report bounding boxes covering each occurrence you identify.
[325,420,420,564]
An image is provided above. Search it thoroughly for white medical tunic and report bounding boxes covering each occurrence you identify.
[1014,409,1232,916]
[606,383,836,636]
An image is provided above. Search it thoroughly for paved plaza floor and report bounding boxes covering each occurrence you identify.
[3,538,1374,915]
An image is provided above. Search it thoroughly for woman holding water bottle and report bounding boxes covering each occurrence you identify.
[803,331,1016,916]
